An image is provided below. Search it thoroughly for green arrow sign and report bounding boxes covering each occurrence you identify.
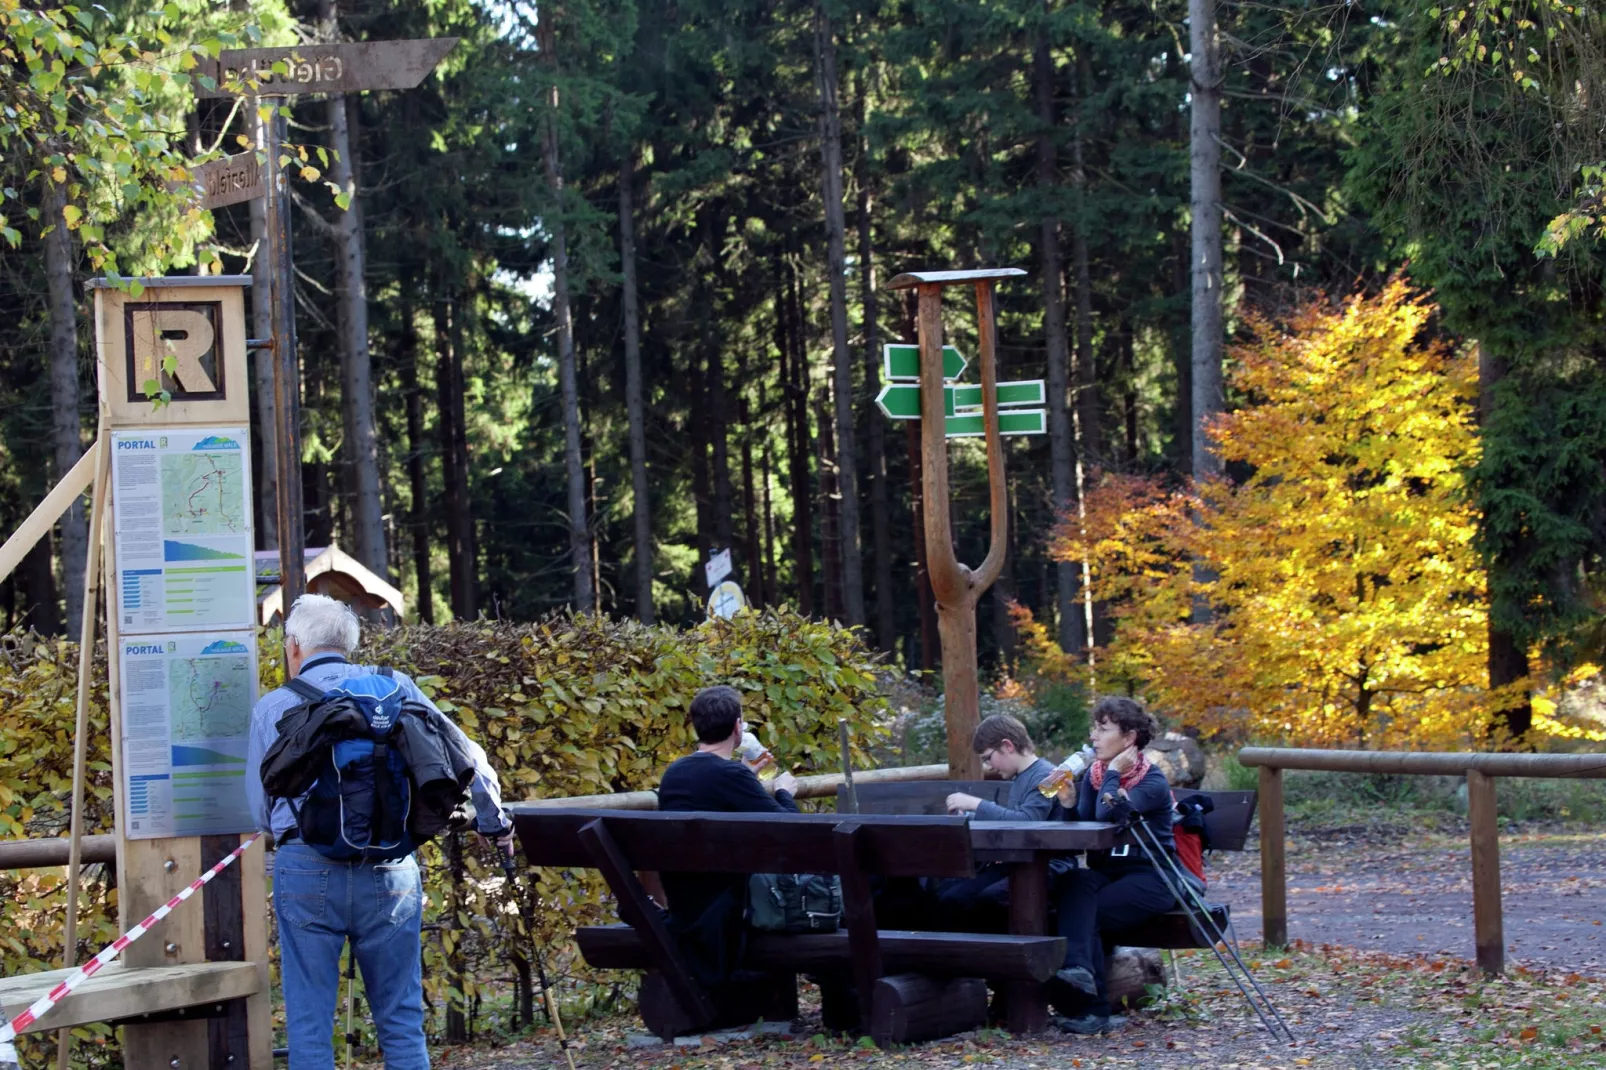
[951,380,1046,411]
[884,343,967,382]
[945,410,1047,437]
[876,383,957,419]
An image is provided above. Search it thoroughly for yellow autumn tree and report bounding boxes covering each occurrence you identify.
[1052,281,1494,747]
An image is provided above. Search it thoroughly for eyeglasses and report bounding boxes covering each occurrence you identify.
[979,748,998,766]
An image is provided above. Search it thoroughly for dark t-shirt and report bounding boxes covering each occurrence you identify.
[657,751,800,927]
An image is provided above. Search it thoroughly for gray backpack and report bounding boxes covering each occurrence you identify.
[747,872,843,933]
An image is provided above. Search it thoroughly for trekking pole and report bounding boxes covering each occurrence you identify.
[501,853,578,1070]
[344,940,359,1070]
[1124,814,1295,1041]
[1121,813,1284,1040]
[1120,812,1294,1042]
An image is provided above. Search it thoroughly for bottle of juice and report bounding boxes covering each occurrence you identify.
[1037,745,1096,798]
[737,731,778,780]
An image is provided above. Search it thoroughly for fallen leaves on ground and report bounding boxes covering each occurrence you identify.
[418,944,1606,1070]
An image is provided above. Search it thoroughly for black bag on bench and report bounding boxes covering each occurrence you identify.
[748,872,843,933]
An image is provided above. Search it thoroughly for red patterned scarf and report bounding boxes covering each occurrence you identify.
[1088,750,1152,794]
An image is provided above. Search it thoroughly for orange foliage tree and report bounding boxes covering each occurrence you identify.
[1046,281,1497,747]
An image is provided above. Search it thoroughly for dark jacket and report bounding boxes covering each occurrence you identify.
[260,674,476,840]
[656,752,800,987]
[1075,764,1174,871]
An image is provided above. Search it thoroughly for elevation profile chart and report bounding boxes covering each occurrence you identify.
[117,631,258,838]
[111,428,255,633]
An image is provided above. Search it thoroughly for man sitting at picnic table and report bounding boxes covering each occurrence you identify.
[936,713,1068,931]
[1051,697,1176,1035]
[657,685,800,986]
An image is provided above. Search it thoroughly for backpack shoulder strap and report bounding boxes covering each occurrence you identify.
[377,666,394,678]
[285,677,326,703]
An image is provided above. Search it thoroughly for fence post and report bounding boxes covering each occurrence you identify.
[1258,765,1287,948]
[1466,770,1504,975]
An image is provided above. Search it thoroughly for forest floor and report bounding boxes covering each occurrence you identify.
[426,816,1606,1070]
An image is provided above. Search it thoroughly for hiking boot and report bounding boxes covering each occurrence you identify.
[1054,966,1098,996]
[1055,1013,1118,1035]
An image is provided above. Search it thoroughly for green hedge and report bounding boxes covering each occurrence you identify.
[0,610,888,1060]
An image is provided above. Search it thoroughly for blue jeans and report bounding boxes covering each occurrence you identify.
[273,843,428,1070]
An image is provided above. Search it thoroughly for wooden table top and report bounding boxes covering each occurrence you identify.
[967,820,1122,861]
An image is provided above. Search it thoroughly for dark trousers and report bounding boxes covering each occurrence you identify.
[1054,865,1174,1016]
[933,866,1011,933]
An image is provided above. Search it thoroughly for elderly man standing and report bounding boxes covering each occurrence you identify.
[245,594,513,1070]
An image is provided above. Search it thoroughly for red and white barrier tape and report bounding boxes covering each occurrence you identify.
[0,832,262,1045]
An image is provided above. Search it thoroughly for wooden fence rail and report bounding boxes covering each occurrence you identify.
[0,764,954,867]
[1236,746,1606,976]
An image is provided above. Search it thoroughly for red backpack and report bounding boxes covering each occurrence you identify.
[1172,793,1215,886]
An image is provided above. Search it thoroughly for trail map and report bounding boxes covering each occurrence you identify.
[111,428,255,633]
[119,632,257,839]
[162,450,246,536]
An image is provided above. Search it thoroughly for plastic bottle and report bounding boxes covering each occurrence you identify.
[1037,745,1096,798]
[737,731,778,780]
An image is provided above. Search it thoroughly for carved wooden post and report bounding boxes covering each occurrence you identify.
[889,269,1025,780]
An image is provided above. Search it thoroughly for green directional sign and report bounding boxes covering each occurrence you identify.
[884,343,967,382]
[876,383,956,419]
[951,380,1046,411]
[945,409,1047,437]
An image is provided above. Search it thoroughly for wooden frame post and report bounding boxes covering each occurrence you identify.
[1257,764,1286,949]
[91,276,271,1069]
[890,268,1024,780]
[1467,770,1504,975]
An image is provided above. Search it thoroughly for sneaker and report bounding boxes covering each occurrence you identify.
[1055,1013,1114,1035]
[1054,966,1098,996]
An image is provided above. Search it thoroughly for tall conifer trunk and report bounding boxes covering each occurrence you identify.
[1189,0,1224,484]
[249,188,279,549]
[784,264,815,615]
[818,392,843,621]
[1477,344,1533,745]
[538,13,594,612]
[855,70,894,652]
[436,299,476,620]
[1037,25,1081,655]
[1071,48,1100,471]
[400,298,433,624]
[43,176,84,636]
[814,0,864,626]
[618,150,654,623]
[320,1,386,579]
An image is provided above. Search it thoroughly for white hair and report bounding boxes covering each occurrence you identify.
[285,593,360,654]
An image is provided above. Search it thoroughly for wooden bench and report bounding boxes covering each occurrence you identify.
[841,783,1258,950]
[511,807,1067,1046]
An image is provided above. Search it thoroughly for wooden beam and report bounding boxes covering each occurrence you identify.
[1258,765,1287,948]
[0,836,116,869]
[0,962,260,1035]
[1467,769,1504,975]
[0,440,99,590]
[516,763,952,812]
[833,821,882,1028]
[575,818,715,1034]
[1003,855,1050,1034]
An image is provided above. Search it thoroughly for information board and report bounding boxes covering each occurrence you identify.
[118,631,258,838]
[111,427,255,634]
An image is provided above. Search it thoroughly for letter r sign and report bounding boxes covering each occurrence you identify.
[125,302,225,401]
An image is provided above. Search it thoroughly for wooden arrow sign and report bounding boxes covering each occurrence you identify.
[195,38,459,98]
[183,151,264,210]
[884,342,967,382]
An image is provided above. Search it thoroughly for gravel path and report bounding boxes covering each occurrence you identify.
[1208,826,1606,970]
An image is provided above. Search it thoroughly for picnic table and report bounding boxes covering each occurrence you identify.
[511,806,1125,1042]
[966,820,1122,1031]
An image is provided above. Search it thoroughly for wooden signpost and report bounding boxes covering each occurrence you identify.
[90,275,271,1070]
[182,37,459,606]
[883,268,1032,780]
